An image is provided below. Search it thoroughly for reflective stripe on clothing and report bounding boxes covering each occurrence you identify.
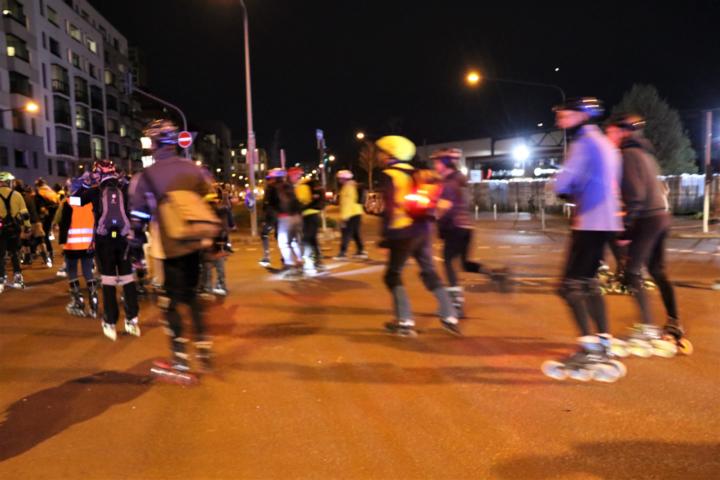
[64,203,95,251]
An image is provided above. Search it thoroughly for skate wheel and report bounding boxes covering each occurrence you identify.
[568,368,592,382]
[541,360,568,381]
[610,339,630,358]
[627,340,654,358]
[591,364,621,383]
[677,338,694,355]
[608,360,627,378]
[650,339,677,358]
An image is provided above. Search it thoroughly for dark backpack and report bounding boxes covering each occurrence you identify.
[307,179,326,211]
[96,185,130,238]
[0,192,20,238]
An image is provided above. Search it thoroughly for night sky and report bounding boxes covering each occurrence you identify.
[90,0,720,169]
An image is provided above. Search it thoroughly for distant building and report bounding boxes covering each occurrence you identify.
[0,0,140,183]
[418,130,565,181]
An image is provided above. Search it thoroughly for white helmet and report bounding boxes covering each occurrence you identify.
[336,170,353,180]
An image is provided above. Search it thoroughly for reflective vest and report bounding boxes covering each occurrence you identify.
[382,163,415,230]
[65,203,95,251]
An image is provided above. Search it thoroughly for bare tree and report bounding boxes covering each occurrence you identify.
[357,141,380,191]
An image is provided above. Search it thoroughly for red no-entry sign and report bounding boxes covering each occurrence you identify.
[178,131,193,149]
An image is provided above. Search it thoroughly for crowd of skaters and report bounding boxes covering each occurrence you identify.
[0,98,706,382]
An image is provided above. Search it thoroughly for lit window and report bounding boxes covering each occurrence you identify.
[68,23,82,42]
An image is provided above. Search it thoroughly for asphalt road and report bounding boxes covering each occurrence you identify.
[1,214,719,479]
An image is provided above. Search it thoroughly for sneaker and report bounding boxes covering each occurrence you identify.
[10,273,24,289]
[440,317,462,336]
[353,251,369,260]
[212,286,228,296]
[258,257,271,267]
[384,321,418,337]
[102,322,117,341]
[124,317,141,337]
[0,283,4,294]
[45,257,53,268]
[56,268,67,278]
[333,253,348,260]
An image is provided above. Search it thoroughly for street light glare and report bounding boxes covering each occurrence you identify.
[25,101,40,113]
[328,155,336,162]
[356,132,365,140]
[465,71,481,86]
[513,145,531,162]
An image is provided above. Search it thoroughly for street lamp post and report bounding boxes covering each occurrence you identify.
[465,71,567,159]
[238,0,258,237]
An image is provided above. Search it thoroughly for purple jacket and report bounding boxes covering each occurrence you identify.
[554,124,623,232]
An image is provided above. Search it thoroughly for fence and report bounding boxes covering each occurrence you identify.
[469,174,720,215]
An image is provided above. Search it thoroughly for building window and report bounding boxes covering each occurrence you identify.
[91,137,104,160]
[32,151,38,169]
[53,95,71,126]
[48,154,53,175]
[90,86,103,110]
[44,96,50,121]
[77,132,91,158]
[51,64,69,95]
[75,105,88,130]
[105,94,117,111]
[55,126,73,155]
[120,145,129,160]
[88,63,97,79]
[68,50,81,69]
[91,112,104,135]
[9,71,32,97]
[2,0,27,26]
[47,6,58,26]
[108,141,119,157]
[12,110,26,133]
[104,69,115,87]
[86,36,97,54]
[49,37,60,57]
[57,159,67,176]
[119,124,127,137]
[15,149,28,168]
[68,23,82,42]
[74,76,88,103]
[0,147,8,167]
[42,32,47,49]
[119,102,129,116]
[6,34,30,62]
[107,118,119,134]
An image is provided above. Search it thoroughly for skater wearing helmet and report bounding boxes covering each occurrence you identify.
[334,169,367,260]
[605,114,691,356]
[0,172,31,291]
[130,119,216,380]
[431,148,499,318]
[77,160,140,341]
[375,135,460,337]
[542,97,626,382]
[291,167,326,275]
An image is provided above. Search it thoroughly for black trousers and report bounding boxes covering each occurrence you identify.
[41,214,54,257]
[625,215,677,324]
[0,233,21,277]
[384,232,442,291]
[339,215,364,255]
[560,230,615,336]
[95,237,138,324]
[302,213,321,261]
[441,227,482,287]
[162,252,207,352]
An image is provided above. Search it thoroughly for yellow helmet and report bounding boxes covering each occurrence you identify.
[375,135,416,162]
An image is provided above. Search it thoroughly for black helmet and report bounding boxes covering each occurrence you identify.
[607,114,646,132]
[553,97,604,119]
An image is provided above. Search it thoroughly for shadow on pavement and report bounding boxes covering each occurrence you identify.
[228,360,562,386]
[0,360,154,463]
[492,441,720,479]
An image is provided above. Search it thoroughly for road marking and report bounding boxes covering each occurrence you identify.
[679,249,694,254]
[246,248,258,252]
[477,246,491,249]
[332,265,385,278]
[498,246,512,250]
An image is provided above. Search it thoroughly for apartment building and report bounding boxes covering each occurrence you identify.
[0,0,140,184]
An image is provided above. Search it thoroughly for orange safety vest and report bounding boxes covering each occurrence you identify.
[65,203,95,251]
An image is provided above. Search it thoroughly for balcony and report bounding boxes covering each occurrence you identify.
[51,79,69,96]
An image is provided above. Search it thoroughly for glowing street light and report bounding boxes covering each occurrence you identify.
[25,101,39,113]
[328,155,336,162]
[465,70,481,86]
[355,131,365,140]
[513,144,530,162]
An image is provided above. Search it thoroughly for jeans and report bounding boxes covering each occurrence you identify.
[383,232,455,321]
[277,215,303,266]
[65,250,95,282]
[339,215,364,255]
[202,257,226,290]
